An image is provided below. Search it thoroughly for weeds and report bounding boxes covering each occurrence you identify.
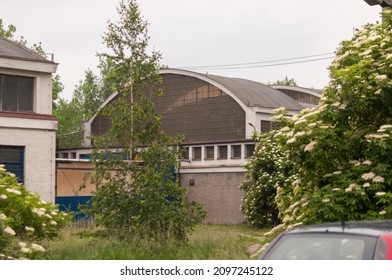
[39,223,267,260]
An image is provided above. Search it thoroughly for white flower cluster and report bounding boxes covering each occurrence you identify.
[361,172,386,184]
[345,183,359,193]
[361,172,376,181]
[3,226,16,236]
[5,188,21,195]
[25,226,35,232]
[18,242,45,254]
[304,140,317,152]
[365,133,390,140]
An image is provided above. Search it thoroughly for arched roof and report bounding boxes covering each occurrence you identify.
[86,69,309,131]
[271,85,322,99]
[160,68,304,111]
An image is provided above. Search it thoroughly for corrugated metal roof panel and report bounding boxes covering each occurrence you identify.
[207,74,304,110]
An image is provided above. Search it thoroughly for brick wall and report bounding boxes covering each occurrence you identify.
[180,172,247,224]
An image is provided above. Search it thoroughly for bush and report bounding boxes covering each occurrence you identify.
[241,131,295,227]
[0,165,70,259]
[244,11,392,240]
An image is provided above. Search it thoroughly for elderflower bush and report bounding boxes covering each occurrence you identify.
[0,165,70,259]
[241,130,296,227]
[245,11,392,247]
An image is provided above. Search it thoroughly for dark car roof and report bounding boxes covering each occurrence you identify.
[285,220,392,237]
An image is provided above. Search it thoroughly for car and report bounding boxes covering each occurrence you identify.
[259,220,392,260]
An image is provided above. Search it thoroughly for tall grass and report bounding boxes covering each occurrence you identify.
[39,223,266,260]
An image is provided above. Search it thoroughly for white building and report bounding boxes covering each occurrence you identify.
[0,38,58,202]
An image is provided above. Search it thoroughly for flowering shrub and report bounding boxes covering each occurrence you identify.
[243,11,392,242]
[241,131,295,227]
[0,165,70,259]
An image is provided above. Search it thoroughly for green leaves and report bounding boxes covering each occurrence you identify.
[0,166,70,259]
[244,11,392,240]
[87,0,205,244]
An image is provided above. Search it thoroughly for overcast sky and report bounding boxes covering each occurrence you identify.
[1,0,383,100]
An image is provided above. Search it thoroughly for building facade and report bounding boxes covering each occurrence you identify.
[0,38,58,202]
[57,69,321,223]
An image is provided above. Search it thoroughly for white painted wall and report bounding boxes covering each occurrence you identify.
[0,57,58,202]
[0,126,56,202]
[0,67,53,115]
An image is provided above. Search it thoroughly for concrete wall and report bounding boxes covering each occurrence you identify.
[180,172,247,224]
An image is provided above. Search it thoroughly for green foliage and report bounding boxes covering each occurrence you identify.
[41,224,263,260]
[0,166,70,259]
[268,76,297,86]
[73,68,112,120]
[55,66,111,149]
[51,74,64,111]
[90,138,206,243]
[241,131,294,227]
[87,0,206,244]
[0,19,16,39]
[54,98,85,149]
[243,11,392,240]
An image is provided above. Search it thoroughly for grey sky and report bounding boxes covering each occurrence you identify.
[1,0,383,100]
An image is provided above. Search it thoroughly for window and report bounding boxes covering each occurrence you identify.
[192,147,201,161]
[0,74,34,112]
[181,147,189,160]
[262,233,376,260]
[245,144,255,158]
[260,121,271,132]
[0,146,25,183]
[261,120,281,132]
[218,145,228,159]
[231,145,242,159]
[205,146,214,160]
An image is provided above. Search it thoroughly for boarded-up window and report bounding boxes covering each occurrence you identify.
[205,146,214,160]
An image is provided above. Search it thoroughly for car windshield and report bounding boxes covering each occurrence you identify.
[263,233,378,260]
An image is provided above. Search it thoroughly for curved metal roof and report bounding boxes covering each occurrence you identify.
[0,37,55,64]
[160,69,304,111]
[87,69,310,128]
[207,74,304,110]
[272,85,323,98]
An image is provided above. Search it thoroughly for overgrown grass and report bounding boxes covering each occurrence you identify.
[39,223,267,260]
